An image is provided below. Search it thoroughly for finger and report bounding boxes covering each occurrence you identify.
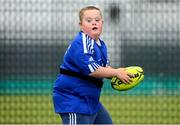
[122,77,131,84]
[128,73,135,78]
[121,79,129,84]
[127,75,133,83]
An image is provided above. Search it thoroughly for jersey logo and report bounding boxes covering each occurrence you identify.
[89,57,94,62]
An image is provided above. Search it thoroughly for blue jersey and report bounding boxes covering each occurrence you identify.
[53,31,109,115]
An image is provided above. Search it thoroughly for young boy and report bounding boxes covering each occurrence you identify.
[53,6,132,124]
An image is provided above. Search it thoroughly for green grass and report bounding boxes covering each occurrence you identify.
[101,95,180,124]
[0,95,180,124]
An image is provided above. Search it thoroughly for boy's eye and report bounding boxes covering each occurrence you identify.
[95,19,100,22]
[86,18,92,22]
[87,20,92,22]
[85,17,101,23]
[95,18,100,22]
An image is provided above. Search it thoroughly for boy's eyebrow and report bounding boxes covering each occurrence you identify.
[86,17,92,19]
[85,17,101,19]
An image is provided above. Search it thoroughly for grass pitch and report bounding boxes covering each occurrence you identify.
[0,95,179,124]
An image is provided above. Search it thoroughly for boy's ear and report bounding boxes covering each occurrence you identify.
[79,21,82,26]
[79,22,83,29]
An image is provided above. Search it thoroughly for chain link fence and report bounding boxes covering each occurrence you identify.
[0,0,180,124]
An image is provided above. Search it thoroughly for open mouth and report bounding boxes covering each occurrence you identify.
[92,27,98,30]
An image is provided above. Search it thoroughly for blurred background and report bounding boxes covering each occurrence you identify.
[0,0,180,124]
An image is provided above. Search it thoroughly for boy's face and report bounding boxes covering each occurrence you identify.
[79,9,103,40]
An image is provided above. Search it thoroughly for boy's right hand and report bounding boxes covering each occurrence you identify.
[116,68,134,84]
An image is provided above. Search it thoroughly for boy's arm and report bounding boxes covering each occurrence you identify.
[89,66,133,84]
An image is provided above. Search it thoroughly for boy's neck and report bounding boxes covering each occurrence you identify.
[96,39,101,46]
[81,31,99,41]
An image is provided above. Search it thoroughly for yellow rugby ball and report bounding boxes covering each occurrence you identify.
[111,66,144,91]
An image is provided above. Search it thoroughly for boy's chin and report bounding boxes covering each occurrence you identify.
[86,32,101,40]
[92,32,101,37]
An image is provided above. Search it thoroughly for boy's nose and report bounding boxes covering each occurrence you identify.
[92,21,97,25]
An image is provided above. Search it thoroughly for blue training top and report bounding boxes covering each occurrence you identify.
[53,31,109,115]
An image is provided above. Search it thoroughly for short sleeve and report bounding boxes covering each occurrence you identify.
[73,33,101,75]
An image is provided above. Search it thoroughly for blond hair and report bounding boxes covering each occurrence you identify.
[79,6,102,22]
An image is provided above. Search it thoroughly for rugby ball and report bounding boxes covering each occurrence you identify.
[111,66,144,91]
